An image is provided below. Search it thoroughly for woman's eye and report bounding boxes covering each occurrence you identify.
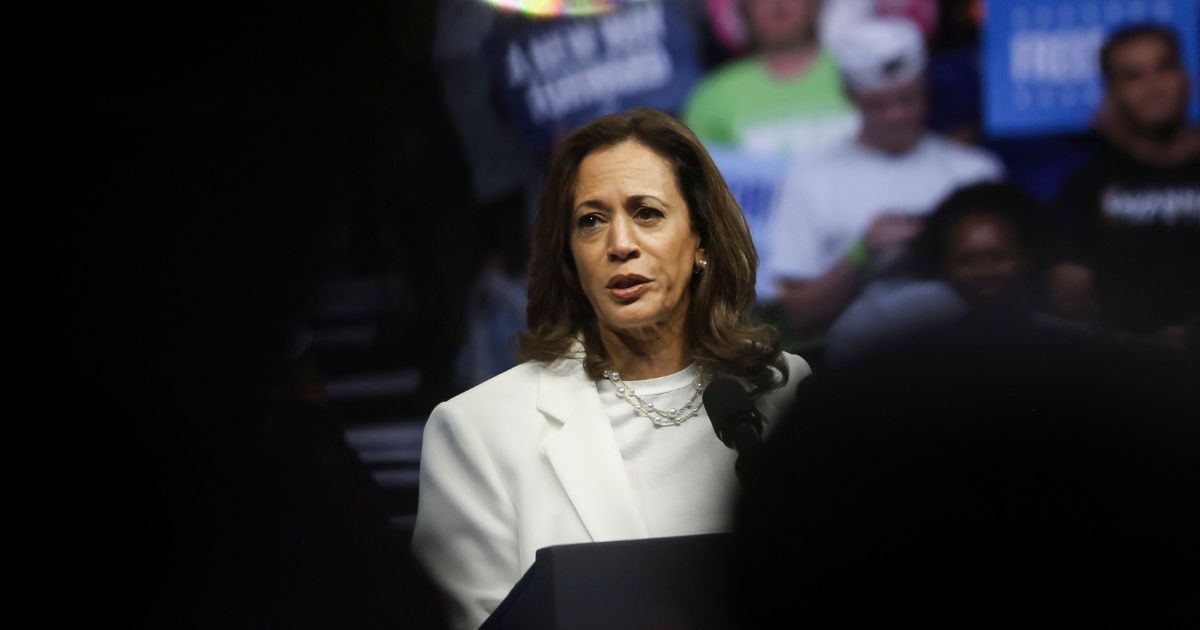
[577,213,602,230]
[635,206,664,221]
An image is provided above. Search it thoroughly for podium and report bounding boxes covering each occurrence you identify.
[481,533,737,630]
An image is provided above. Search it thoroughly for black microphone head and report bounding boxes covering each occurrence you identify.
[704,377,758,447]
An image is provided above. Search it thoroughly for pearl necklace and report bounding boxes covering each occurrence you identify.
[601,367,710,427]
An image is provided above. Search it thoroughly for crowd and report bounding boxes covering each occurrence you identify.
[440,0,1198,388]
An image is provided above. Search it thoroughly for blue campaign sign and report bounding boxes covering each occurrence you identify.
[705,145,791,302]
[485,0,702,150]
[984,0,1200,137]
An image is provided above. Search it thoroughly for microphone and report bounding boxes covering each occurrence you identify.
[703,377,764,481]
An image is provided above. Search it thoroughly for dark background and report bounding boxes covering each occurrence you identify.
[23,1,453,626]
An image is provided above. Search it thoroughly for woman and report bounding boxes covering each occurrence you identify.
[412,108,810,629]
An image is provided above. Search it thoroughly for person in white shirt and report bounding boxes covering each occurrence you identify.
[767,17,1002,336]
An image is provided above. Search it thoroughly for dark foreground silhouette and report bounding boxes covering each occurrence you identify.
[736,322,1200,627]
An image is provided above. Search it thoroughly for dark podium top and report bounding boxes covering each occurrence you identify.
[481,533,737,630]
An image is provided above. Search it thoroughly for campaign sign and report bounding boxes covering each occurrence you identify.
[984,0,1200,137]
[485,0,702,149]
[705,145,791,302]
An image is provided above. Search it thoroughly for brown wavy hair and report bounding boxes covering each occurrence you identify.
[517,108,786,393]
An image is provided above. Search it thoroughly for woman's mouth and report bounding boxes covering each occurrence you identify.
[607,275,651,301]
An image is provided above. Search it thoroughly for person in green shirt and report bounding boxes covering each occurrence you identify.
[684,0,858,157]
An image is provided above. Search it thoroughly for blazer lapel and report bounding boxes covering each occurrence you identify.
[537,359,648,542]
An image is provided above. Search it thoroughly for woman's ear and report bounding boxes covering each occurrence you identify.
[693,247,708,275]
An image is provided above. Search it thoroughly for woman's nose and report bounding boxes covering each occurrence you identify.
[606,216,640,262]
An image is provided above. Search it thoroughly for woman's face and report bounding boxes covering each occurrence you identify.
[945,213,1027,308]
[570,140,703,339]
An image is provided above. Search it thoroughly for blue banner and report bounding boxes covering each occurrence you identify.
[705,145,791,302]
[984,0,1200,136]
[485,0,702,149]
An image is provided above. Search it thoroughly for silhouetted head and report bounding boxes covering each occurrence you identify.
[735,329,1200,626]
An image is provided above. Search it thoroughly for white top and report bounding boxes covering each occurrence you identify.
[597,364,739,537]
[767,134,1004,281]
[412,352,811,630]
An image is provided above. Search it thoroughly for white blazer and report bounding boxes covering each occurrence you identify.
[412,352,811,629]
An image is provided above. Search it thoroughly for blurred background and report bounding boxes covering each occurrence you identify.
[22,0,1198,627]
